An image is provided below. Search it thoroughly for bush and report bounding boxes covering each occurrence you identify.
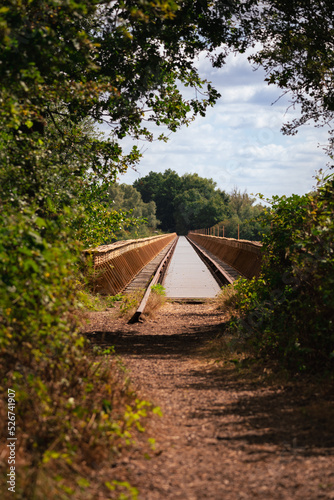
[0,207,158,499]
[230,173,334,373]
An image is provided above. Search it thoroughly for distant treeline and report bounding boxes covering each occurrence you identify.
[106,169,267,240]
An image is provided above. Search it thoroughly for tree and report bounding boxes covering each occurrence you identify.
[134,170,230,232]
[225,188,265,239]
[0,4,239,494]
[236,0,334,152]
[106,183,160,238]
[174,188,228,234]
[134,169,184,231]
[174,173,230,233]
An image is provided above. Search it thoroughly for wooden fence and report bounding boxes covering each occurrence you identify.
[187,233,262,279]
[85,234,177,295]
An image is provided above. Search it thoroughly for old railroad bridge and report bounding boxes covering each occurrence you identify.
[86,233,262,322]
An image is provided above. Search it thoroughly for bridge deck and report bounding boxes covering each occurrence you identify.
[163,236,221,299]
[188,238,241,283]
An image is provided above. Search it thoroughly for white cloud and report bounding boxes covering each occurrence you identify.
[103,51,331,200]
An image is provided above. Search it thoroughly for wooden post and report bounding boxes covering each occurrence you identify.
[238,224,240,240]
[223,225,225,238]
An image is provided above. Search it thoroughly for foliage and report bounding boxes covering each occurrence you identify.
[76,290,123,312]
[117,285,167,321]
[237,0,334,152]
[134,170,230,233]
[1,351,158,498]
[134,169,184,231]
[105,183,160,241]
[144,284,167,318]
[119,290,145,318]
[230,173,334,373]
[74,198,144,249]
[2,0,334,495]
[134,174,266,238]
[0,208,157,498]
[0,1,241,498]
[219,189,267,240]
[0,0,231,169]
[150,284,166,296]
[0,207,79,357]
[214,283,238,315]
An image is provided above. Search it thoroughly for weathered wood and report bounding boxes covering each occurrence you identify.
[86,233,177,295]
[128,237,178,323]
[187,233,262,279]
[124,240,176,292]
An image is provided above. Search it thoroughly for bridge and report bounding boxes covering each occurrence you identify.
[86,232,262,321]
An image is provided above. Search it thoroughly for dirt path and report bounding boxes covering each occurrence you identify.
[83,302,334,500]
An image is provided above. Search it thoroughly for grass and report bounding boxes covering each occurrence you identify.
[76,289,124,311]
[142,284,167,319]
[213,283,238,314]
[118,290,145,319]
[116,284,167,321]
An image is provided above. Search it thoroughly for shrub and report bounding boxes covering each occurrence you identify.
[0,208,156,499]
[230,173,334,373]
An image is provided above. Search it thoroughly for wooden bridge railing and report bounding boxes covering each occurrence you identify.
[85,233,177,295]
[187,233,262,279]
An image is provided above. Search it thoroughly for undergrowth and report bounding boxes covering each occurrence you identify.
[76,289,124,311]
[214,284,238,316]
[214,174,334,376]
[0,213,159,499]
[117,284,167,320]
[118,290,144,319]
[143,284,167,319]
[1,347,158,499]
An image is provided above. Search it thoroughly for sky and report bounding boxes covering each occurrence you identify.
[100,50,331,201]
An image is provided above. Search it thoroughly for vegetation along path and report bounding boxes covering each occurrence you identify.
[84,302,334,500]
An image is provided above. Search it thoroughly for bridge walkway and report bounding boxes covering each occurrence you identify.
[188,238,241,283]
[163,236,221,299]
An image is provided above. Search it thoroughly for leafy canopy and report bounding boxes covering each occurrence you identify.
[0,3,241,496]
[237,0,334,151]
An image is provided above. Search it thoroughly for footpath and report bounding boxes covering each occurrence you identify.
[84,302,334,500]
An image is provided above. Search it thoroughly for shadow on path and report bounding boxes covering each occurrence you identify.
[86,323,334,460]
[186,366,334,456]
[86,323,225,357]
